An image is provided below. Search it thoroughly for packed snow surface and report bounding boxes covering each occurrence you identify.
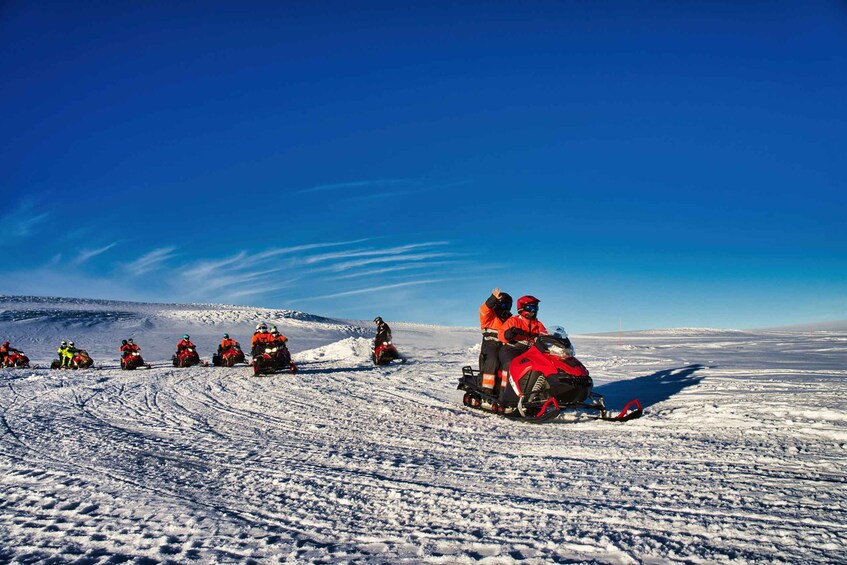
[1,297,845,563]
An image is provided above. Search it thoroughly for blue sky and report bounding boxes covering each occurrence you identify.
[1,1,845,332]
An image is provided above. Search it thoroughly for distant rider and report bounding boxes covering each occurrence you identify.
[271,328,288,347]
[218,333,239,355]
[57,341,68,367]
[498,296,548,404]
[176,334,195,353]
[120,339,140,358]
[251,324,274,356]
[1,341,21,364]
[478,288,513,395]
[62,341,78,368]
[270,328,291,367]
[374,316,392,347]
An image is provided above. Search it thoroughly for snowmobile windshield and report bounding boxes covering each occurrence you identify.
[536,332,575,358]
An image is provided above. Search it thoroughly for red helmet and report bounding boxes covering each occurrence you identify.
[517,295,540,312]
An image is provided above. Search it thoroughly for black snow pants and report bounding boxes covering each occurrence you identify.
[498,343,530,405]
[479,339,503,390]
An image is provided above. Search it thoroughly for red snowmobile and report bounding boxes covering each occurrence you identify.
[51,349,94,370]
[213,345,246,367]
[172,346,202,368]
[252,343,297,376]
[74,350,94,369]
[3,350,30,368]
[121,351,148,370]
[458,330,642,423]
[373,341,404,366]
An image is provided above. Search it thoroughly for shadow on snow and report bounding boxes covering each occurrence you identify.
[594,364,707,410]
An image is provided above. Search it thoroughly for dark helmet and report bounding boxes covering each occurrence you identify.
[122,340,128,345]
[494,292,513,321]
[61,340,67,347]
[128,338,133,344]
[496,292,513,312]
[223,333,229,339]
[374,316,383,324]
[183,334,189,340]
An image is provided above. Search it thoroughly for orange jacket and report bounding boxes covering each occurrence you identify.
[120,344,140,354]
[499,315,548,346]
[176,339,195,350]
[220,338,238,350]
[251,332,275,347]
[479,302,507,333]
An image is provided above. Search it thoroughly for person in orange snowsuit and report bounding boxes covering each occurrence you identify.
[478,288,513,394]
[176,335,195,353]
[218,333,239,354]
[251,324,275,356]
[498,295,548,404]
[119,339,140,358]
[271,327,288,347]
[1,341,21,364]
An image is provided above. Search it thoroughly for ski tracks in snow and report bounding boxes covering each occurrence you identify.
[0,329,845,563]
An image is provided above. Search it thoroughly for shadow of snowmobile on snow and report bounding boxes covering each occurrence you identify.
[594,364,707,411]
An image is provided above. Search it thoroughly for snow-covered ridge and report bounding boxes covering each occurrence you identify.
[0,294,342,324]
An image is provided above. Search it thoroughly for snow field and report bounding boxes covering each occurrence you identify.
[1,297,845,563]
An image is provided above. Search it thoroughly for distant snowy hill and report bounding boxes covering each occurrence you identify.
[752,319,847,332]
[1,295,845,563]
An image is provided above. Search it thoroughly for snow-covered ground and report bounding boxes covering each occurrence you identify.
[1,296,845,563]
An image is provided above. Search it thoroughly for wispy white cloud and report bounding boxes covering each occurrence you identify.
[167,238,463,308]
[298,279,446,301]
[332,260,465,280]
[176,239,373,299]
[0,200,52,239]
[298,179,416,194]
[181,252,249,281]
[74,242,120,265]
[124,247,178,276]
[302,242,449,265]
[342,180,474,202]
[319,252,455,273]
[247,239,371,264]
[223,279,298,299]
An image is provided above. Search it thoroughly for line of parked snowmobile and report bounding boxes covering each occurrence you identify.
[0,337,404,375]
